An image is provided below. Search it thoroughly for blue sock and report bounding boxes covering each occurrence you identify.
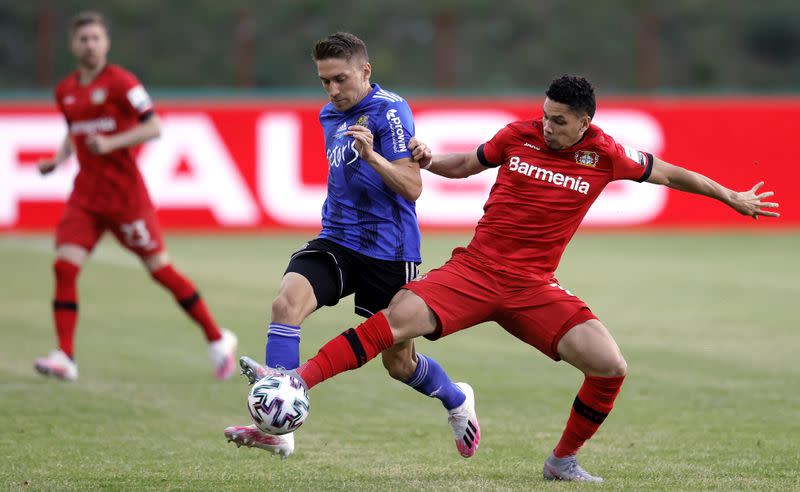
[265,323,301,369]
[405,354,466,410]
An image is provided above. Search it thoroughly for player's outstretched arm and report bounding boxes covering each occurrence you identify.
[646,157,780,219]
[85,113,162,155]
[409,138,487,179]
[38,134,73,175]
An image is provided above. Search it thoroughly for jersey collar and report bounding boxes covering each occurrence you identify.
[335,83,381,115]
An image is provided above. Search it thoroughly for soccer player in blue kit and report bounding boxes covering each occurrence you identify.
[224,32,480,458]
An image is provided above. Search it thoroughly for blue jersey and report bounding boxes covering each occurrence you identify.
[318,83,421,262]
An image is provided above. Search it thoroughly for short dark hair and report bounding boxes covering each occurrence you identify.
[70,11,109,36]
[545,75,596,118]
[312,32,369,62]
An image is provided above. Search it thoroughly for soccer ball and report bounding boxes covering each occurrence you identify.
[247,373,310,435]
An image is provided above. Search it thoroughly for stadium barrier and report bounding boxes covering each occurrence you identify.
[2,97,797,231]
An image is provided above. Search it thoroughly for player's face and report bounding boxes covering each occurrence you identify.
[317,57,372,111]
[542,98,591,150]
[70,23,109,70]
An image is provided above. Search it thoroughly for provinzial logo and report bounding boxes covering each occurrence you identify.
[508,156,590,195]
[621,144,647,167]
[385,108,407,153]
[126,85,152,113]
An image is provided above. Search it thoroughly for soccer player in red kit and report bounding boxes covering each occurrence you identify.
[33,11,237,382]
[269,75,779,482]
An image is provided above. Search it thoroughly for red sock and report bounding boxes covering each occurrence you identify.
[298,312,394,389]
[53,259,80,358]
[553,375,625,458]
[151,264,222,342]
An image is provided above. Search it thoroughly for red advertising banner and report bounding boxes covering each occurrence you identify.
[1,97,796,231]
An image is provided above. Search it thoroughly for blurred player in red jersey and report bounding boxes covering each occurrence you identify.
[281,75,779,482]
[33,11,237,382]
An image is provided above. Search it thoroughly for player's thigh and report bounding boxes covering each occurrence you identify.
[557,319,627,377]
[55,205,104,258]
[109,206,164,258]
[353,255,419,318]
[402,253,499,341]
[283,240,348,313]
[495,280,597,361]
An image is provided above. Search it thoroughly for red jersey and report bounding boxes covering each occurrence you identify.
[55,64,155,213]
[468,119,653,278]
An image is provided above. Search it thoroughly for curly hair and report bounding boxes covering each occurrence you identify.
[312,32,369,62]
[545,75,596,118]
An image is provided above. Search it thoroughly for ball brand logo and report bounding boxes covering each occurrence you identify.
[386,109,407,153]
[508,156,590,195]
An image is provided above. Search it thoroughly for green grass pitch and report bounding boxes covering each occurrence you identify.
[1,232,798,491]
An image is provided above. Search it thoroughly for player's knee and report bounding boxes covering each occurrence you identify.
[604,355,628,377]
[271,293,308,324]
[384,292,433,340]
[143,251,170,272]
[53,258,80,280]
[271,294,295,320]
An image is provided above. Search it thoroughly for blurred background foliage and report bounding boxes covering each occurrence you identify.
[2,0,799,94]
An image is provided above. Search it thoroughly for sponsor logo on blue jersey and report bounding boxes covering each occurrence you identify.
[386,109,407,153]
[326,140,358,168]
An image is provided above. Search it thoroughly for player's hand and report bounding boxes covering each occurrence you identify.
[37,158,58,175]
[729,181,780,220]
[345,125,377,162]
[409,137,432,170]
[86,134,114,155]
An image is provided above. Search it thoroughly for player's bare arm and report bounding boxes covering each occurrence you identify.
[646,156,779,219]
[38,134,73,175]
[345,124,422,201]
[408,137,486,179]
[86,113,161,155]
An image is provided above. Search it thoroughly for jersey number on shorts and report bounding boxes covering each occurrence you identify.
[120,219,153,249]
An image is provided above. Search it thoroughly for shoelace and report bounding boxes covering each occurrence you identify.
[563,459,592,479]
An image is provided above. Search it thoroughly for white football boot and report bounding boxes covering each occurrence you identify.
[34,349,78,381]
[447,382,481,457]
[208,329,238,380]
[238,355,275,384]
[543,453,604,482]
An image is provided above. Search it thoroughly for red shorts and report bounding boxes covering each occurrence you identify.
[403,248,597,361]
[55,204,165,258]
